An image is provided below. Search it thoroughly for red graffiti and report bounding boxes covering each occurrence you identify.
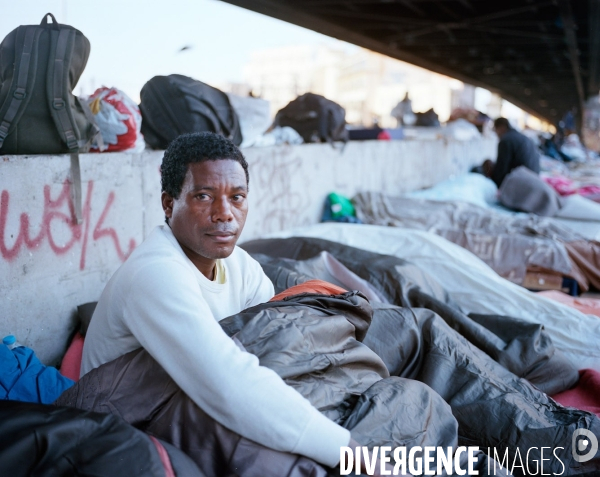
[0,179,136,269]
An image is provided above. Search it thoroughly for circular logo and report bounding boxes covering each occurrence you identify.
[572,429,598,463]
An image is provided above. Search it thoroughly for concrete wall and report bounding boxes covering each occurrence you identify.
[0,137,496,365]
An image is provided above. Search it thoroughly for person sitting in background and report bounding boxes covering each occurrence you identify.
[486,117,540,187]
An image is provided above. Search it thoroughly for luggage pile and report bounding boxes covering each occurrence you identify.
[0,14,354,155]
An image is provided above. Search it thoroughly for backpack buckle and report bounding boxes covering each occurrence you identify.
[64,130,77,149]
[0,121,9,137]
[13,89,26,100]
[53,99,65,110]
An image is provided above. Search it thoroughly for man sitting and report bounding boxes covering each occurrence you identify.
[488,117,540,187]
[80,132,352,469]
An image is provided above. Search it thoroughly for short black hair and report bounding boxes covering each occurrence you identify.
[161,132,249,200]
[494,117,511,130]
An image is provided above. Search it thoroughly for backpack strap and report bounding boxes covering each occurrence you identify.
[68,102,102,224]
[48,28,79,151]
[69,153,83,225]
[0,27,41,148]
[46,27,87,223]
[45,14,100,152]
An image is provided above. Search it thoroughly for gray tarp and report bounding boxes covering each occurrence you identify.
[353,191,600,291]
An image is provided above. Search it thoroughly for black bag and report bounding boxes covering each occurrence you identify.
[415,108,440,127]
[347,126,383,141]
[139,74,242,149]
[0,13,98,154]
[0,401,204,477]
[274,93,348,144]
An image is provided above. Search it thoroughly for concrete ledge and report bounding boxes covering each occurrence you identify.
[0,137,496,364]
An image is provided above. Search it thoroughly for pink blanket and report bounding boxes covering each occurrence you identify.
[552,369,600,417]
[538,290,600,317]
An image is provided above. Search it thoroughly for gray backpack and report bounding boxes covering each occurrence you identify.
[0,13,98,155]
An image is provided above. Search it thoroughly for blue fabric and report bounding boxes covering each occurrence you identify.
[0,345,74,404]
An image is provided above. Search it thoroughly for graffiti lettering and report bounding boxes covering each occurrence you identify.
[0,179,136,269]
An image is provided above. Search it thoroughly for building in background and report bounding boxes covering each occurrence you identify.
[334,48,462,127]
[240,44,550,131]
[242,45,344,117]
[242,44,463,127]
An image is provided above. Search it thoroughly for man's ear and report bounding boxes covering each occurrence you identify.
[162,192,174,219]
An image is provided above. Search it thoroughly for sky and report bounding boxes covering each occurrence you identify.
[0,0,349,101]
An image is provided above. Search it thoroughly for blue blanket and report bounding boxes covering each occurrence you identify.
[0,345,74,404]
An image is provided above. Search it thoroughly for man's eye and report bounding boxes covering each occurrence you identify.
[233,194,246,201]
[196,194,209,200]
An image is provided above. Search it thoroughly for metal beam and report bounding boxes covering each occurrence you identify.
[375,38,565,47]
[433,1,462,20]
[394,2,555,40]
[301,0,474,5]
[558,0,585,130]
[388,25,564,43]
[398,0,427,17]
[303,9,431,25]
[588,0,600,94]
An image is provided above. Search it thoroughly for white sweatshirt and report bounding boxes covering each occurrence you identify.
[81,225,350,467]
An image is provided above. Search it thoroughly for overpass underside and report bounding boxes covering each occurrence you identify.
[222,0,600,124]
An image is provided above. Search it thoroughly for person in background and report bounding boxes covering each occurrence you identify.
[486,117,540,187]
[391,92,416,126]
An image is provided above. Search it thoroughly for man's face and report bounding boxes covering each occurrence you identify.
[162,159,248,271]
[494,124,508,138]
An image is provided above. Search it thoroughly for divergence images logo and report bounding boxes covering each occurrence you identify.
[572,429,598,463]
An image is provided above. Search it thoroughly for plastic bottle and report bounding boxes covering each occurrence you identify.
[3,335,23,350]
